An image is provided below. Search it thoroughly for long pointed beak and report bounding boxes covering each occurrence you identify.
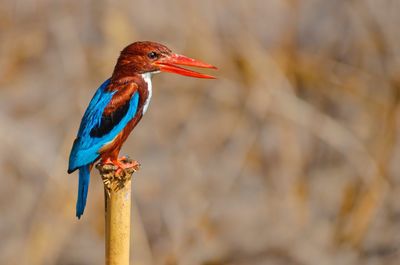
[154,54,217,79]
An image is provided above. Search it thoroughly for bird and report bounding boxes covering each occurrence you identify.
[68,41,216,218]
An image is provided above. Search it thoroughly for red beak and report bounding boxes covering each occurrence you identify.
[154,54,217,79]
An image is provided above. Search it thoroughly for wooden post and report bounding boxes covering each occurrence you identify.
[96,158,140,265]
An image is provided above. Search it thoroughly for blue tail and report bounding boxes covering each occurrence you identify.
[76,165,90,219]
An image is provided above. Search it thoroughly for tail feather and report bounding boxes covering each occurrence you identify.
[76,165,91,219]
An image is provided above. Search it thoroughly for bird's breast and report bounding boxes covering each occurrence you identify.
[141,72,153,114]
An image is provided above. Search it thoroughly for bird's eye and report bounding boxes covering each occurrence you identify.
[147,52,158,60]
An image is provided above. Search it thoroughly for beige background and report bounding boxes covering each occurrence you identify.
[1,0,400,264]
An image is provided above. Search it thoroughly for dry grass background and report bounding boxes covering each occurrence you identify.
[1,0,400,264]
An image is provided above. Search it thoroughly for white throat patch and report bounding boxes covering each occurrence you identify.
[141,73,153,114]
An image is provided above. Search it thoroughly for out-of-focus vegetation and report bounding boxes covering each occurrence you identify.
[1,0,400,264]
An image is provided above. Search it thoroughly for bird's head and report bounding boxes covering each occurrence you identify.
[114,41,217,79]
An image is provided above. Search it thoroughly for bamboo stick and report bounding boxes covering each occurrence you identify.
[96,158,140,265]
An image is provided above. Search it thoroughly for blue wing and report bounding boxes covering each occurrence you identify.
[68,79,139,173]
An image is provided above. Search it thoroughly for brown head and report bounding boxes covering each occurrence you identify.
[112,41,216,80]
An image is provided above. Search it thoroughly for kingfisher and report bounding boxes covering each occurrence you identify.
[68,41,216,218]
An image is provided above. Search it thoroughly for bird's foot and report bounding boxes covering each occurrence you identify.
[96,156,140,194]
[116,156,140,171]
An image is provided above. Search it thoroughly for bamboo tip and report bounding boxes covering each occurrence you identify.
[96,157,140,194]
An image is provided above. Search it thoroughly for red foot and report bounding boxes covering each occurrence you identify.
[101,156,140,175]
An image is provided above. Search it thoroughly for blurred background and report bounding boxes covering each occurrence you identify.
[1,0,400,264]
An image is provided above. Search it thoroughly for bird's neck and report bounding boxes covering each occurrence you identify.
[108,72,154,115]
[111,66,140,81]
